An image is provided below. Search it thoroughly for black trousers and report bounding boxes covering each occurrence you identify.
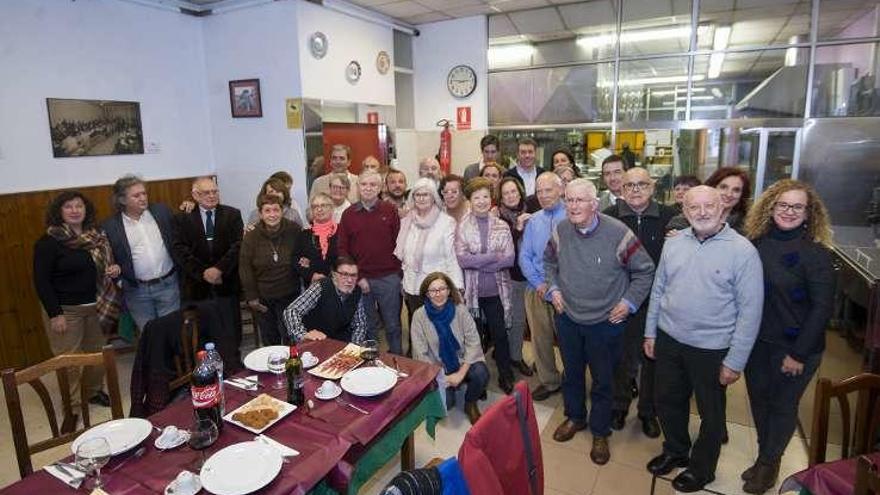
[611,305,657,418]
[655,329,727,478]
[256,294,298,346]
[745,339,821,463]
[479,296,513,380]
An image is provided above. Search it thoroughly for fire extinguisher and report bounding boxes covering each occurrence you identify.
[437,119,453,176]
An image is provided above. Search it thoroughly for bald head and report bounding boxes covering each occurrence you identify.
[683,185,724,238]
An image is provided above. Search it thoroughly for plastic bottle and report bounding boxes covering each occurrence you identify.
[204,342,225,416]
[191,350,223,430]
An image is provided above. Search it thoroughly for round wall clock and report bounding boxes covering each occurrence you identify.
[447,64,477,98]
[376,51,391,75]
[346,60,362,84]
[309,32,328,59]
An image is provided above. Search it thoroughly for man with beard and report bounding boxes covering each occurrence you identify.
[382,168,409,217]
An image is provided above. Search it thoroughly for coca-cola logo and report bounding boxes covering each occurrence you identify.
[192,384,219,408]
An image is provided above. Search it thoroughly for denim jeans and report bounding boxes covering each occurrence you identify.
[556,312,623,437]
[125,272,180,330]
[362,273,403,355]
[448,361,490,403]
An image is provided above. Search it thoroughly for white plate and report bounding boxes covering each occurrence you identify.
[223,395,296,434]
[243,346,289,373]
[200,441,282,495]
[314,384,341,401]
[71,418,152,456]
[340,367,398,397]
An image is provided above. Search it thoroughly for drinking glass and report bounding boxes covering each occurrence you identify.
[360,339,379,365]
[188,418,219,470]
[267,352,287,390]
[75,437,111,489]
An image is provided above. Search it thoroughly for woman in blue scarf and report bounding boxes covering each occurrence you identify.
[410,272,488,425]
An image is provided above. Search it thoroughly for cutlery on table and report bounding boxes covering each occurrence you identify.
[109,446,146,473]
[49,462,85,478]
[391,357,409,378]
[335,397,369,415]
[236,377,263,388]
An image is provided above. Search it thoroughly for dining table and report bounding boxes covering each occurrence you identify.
[0,339,445,495]
[780,451,880,495]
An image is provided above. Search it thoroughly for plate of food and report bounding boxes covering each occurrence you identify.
[223,394,295,434]
[307,343,365,380]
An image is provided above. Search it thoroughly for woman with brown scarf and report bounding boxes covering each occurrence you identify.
[394,178,463,328]
[33,191,121,431]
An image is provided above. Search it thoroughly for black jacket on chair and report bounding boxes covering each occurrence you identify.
[173,204,243,301]
[102,203,178,289]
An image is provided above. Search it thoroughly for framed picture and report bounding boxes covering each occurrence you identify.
[229,79,262,118]
[46,98,144,158]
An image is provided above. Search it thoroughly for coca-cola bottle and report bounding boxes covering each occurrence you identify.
[191,350,223,431]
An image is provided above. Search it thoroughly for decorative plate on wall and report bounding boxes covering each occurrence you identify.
[346,60,362,84]
[376,51,391,75]
[309,32,328,59]
[447,64,477,99]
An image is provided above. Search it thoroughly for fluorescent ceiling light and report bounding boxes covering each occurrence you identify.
[488,43,535,65]
[711,87,724,98]
[707,25,731,79]
[577,25,709,48]
[675,95,714,101]
[609,74,706,88]
[708,52,725,79]
[785,46,799,66]
[651,87,707,96]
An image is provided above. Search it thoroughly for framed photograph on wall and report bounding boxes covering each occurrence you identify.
[229,79,262,118]
[46,98,144,158]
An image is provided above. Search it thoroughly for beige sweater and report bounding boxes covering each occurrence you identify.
[410,304,485,369]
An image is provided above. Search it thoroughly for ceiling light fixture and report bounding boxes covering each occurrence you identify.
[708,25,731,79]
[488,43,535,65]
[577,25,710,48]
[608,74,706,88]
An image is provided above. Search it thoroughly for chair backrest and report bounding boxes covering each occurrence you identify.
[169,306,200,391]
[809,373,880,466]
[1,344,124,479]
[855,456,880,495]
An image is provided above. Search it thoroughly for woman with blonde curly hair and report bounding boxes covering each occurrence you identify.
[740,179,833,494]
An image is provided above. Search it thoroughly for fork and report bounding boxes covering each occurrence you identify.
[335,397,369,415]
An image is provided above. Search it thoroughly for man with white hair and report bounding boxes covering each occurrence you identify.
[338,170,404,354]
[644,185,763,493]
[544,178,655,465]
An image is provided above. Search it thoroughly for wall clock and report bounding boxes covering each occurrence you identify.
[309,32,328,59]
[447,64,477,98]
[346,60,362,84]
[376,51,391,75]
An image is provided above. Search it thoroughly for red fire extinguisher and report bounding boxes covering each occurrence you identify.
[437,119,452,176]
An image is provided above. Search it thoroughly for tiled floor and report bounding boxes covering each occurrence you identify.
[0,330,858,494]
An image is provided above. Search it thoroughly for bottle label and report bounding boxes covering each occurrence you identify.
[192,383,220,409]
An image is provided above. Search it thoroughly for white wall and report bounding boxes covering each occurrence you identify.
[0,0,213,194]
[412,16,489,132]
[296,1,395,107]
[202,2,307,216]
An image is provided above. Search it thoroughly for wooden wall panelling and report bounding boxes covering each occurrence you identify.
[0,177,198,371]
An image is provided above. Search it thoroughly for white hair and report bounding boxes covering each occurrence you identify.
[358,170,382,184]
[566,178,598,199]
[406,177,442,210]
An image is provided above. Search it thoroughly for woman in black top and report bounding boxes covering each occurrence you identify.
[297,192,338,285]
[33,191,121,427]
[741,179,834,494]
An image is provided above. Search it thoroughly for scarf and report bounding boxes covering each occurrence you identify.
[311,219,337,259]
[47,225,122,332]
[394,205,441,274]
[498,201,525,230]
[424,300,460,374]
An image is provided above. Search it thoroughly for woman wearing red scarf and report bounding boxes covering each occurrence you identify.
[298,192,339,285]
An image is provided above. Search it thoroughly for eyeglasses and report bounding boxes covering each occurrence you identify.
[330,184,349,191]
[413,192,432,199]
[565,197,594,206]
[427,287,449,295]
[311,203,332,209]
[196,189,219,196]
[622,181,651,192]
[774,201,807,214]
[335,270,358,279]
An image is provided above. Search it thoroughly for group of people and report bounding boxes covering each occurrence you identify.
[33,136,834,495]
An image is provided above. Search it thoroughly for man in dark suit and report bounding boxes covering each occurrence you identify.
[103,175,179,331]
[173,176,244,349]
[504,137,546,197]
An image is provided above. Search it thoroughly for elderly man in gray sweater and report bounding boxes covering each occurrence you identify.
[644,185,763,493]
[544,178,655,466]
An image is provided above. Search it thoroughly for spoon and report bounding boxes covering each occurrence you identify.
[109,446,146,473]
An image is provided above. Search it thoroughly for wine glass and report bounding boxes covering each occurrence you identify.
[360,339,379,365]
[188,418,219,470]
[75,437,111,489]
[267,352,287,390]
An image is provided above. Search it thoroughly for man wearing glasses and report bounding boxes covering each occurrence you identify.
[173,176,244,347]
[643,186,762,493]
[282,256,367,345]
[603,167,677,438]
[544,178,655,466]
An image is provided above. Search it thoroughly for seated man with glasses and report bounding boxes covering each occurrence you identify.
[603,167,677,438]
[282,256,367,345]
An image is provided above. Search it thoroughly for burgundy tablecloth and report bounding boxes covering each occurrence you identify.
[783,452,880,495]
[0,339,440,495]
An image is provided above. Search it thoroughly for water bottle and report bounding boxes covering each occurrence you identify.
[204,342,225,416]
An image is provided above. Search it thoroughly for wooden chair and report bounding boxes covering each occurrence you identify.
[169,306,200,392]
[809,373,880,466]
[856,455,880,495]
[2,344,124,479]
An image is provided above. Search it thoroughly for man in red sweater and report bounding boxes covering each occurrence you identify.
[338,170,404,354]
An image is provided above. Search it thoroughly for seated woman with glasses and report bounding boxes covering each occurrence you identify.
[411,272,488,425]
[281,256,367,345]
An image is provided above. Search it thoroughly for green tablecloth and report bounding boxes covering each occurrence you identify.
[308,389,447,495]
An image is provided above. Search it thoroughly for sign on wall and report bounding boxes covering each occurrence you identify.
[456,106,471,130]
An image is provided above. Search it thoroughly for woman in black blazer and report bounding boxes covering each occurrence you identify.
[297,192,339,285]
